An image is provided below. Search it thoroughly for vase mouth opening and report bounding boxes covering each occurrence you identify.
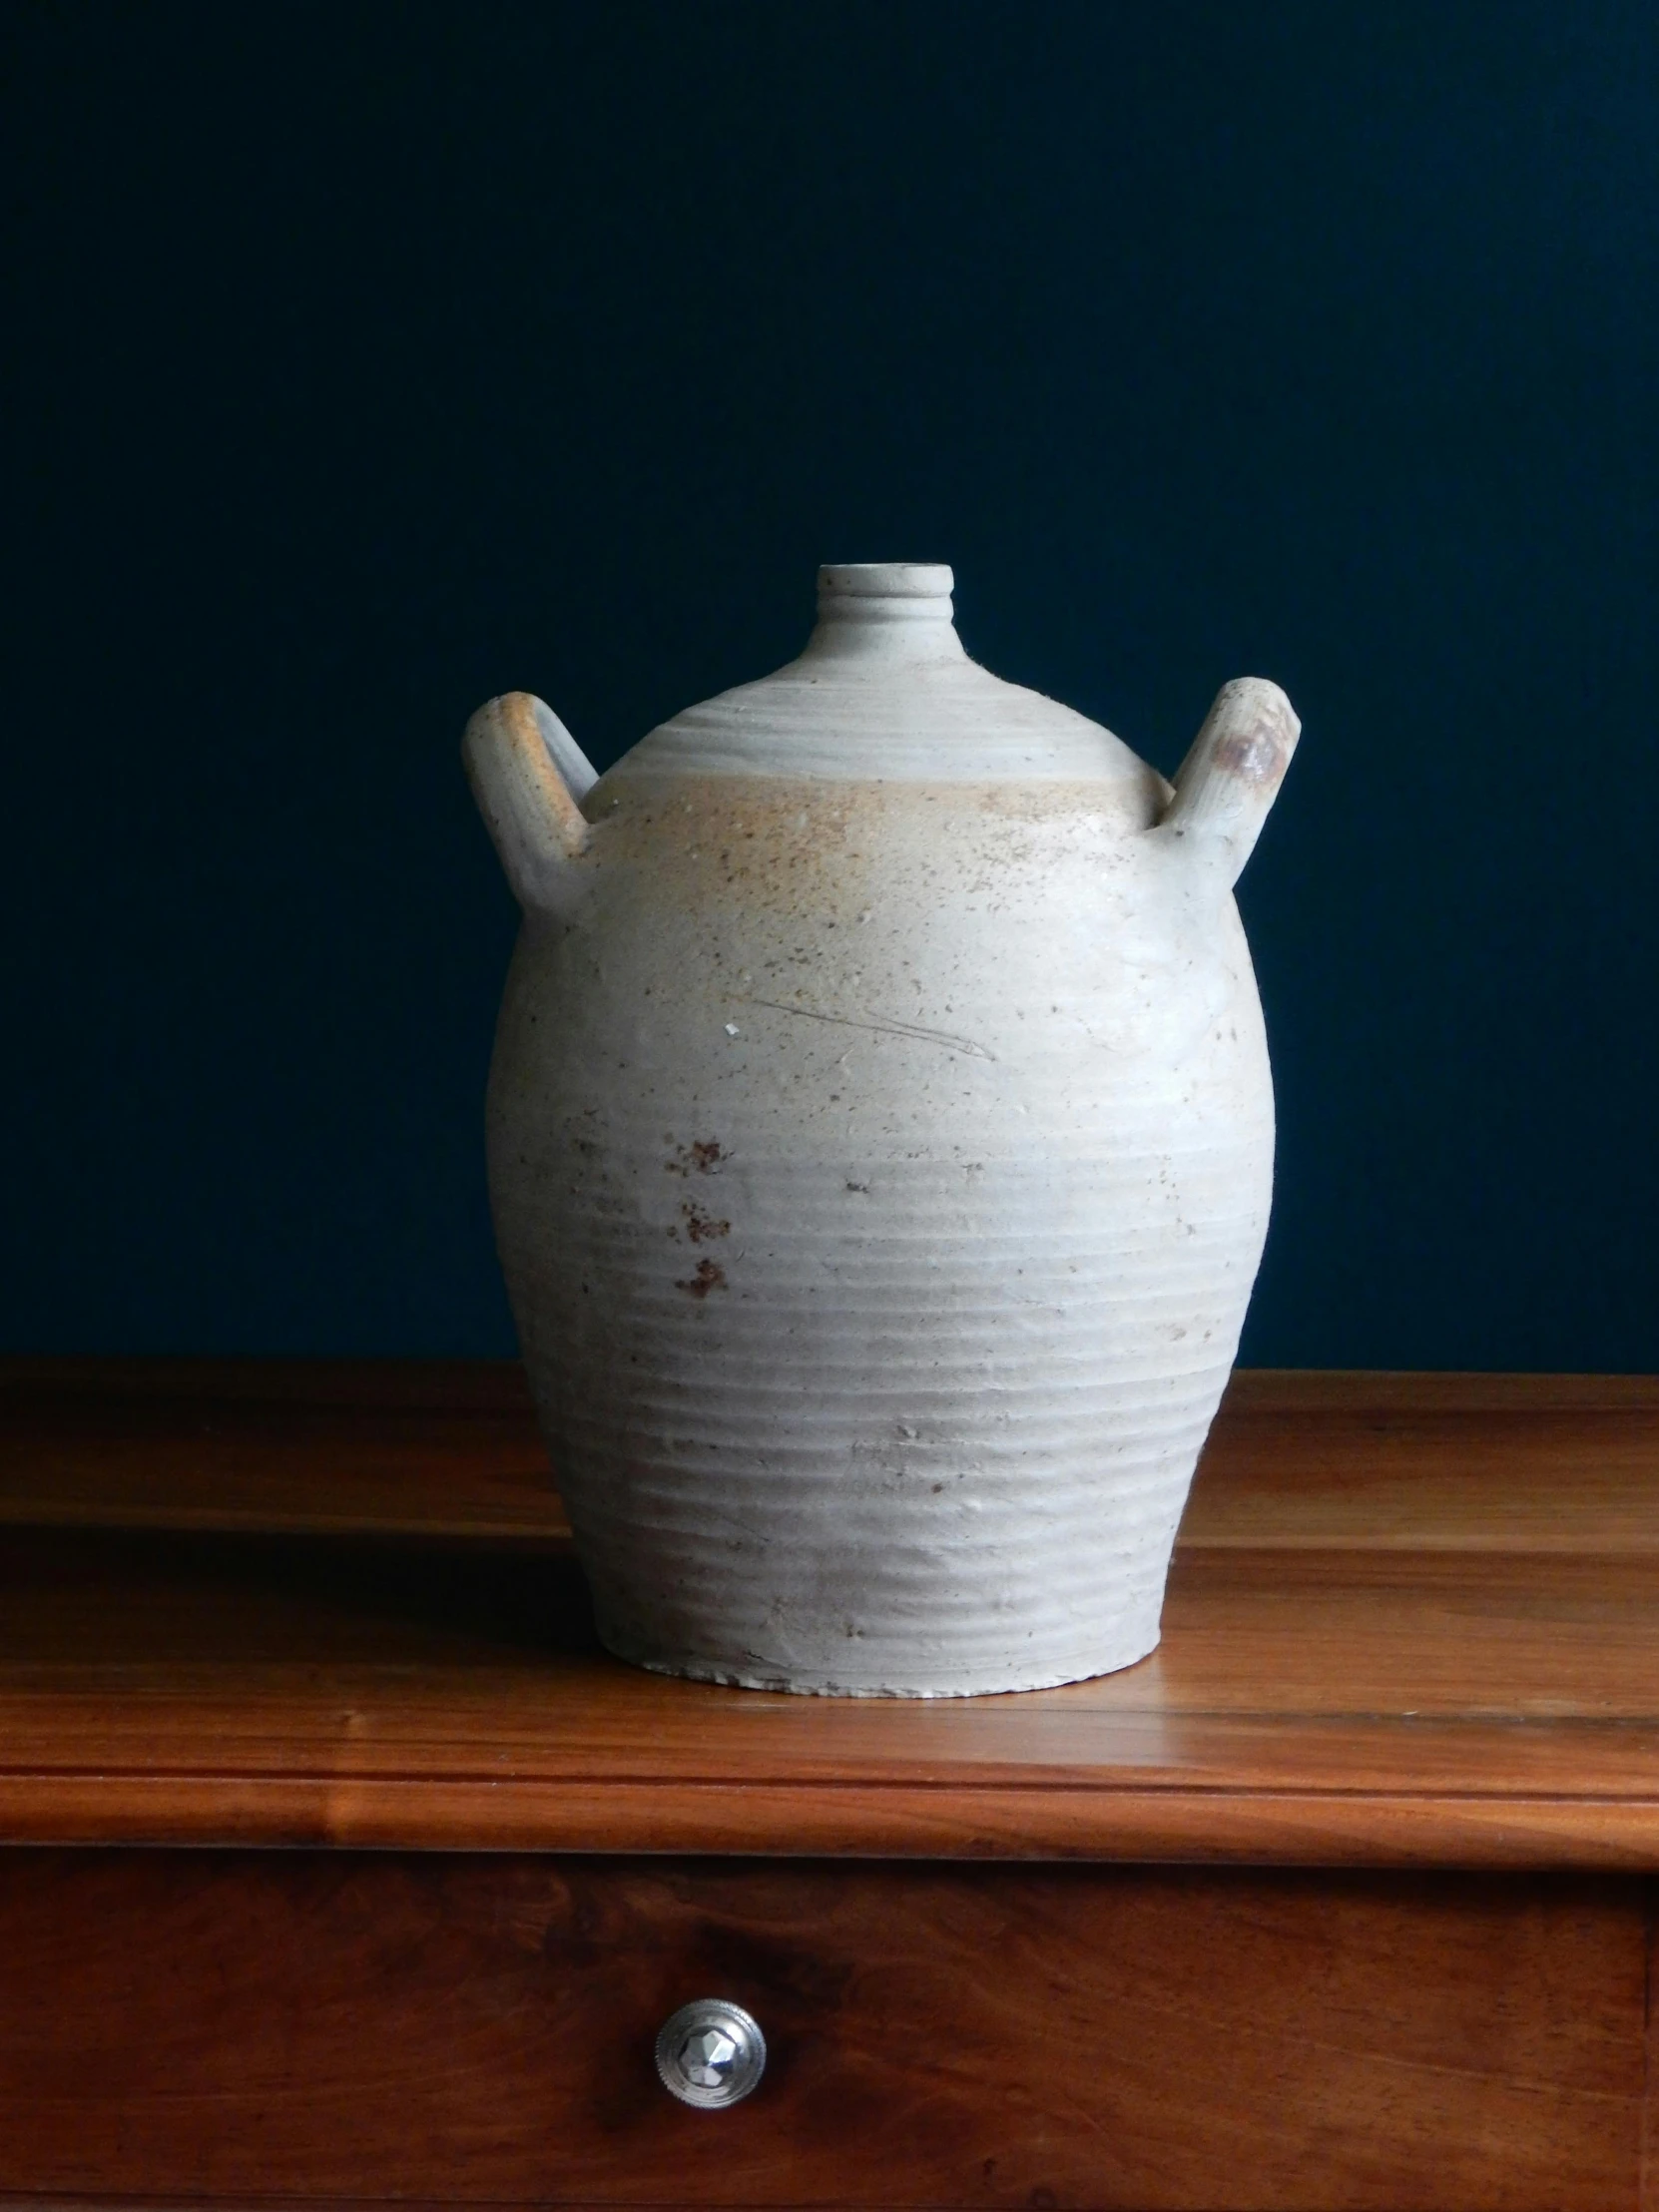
[810,565,961,658]
[823,561,955,606]
[818,563,953,614]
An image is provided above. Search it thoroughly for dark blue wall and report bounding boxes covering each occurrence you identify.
[4,2,1654,1367]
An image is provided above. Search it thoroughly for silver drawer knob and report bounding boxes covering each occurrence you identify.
[655,1998,767,2109]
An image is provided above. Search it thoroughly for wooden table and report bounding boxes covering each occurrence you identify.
[0,1361,1654,2209]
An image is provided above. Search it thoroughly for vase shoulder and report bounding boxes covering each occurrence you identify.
[604,654,1158,791]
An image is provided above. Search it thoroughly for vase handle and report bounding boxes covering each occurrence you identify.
[463,691,598,910]
[1156,678,1301,889]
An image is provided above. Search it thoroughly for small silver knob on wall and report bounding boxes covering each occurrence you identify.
[655,1998,767,2109]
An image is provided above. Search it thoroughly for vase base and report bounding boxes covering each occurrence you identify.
[596,1626,1163,1699]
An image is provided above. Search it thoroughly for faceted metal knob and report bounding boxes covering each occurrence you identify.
[655,1998,767,2109]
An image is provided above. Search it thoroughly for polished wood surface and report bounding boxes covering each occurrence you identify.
[0,1359,560,1538]
[0,1362,1656,1862]
[7,1359,1658,1545]
[0,1852,1642,2209]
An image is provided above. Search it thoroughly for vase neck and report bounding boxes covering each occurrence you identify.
[801,563,965,663]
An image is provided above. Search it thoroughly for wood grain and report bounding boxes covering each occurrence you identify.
[5,1359,1657,1544]
[0,1358,559,1538]
[0,1852,1643,2209]
[0,1365,1656,1861]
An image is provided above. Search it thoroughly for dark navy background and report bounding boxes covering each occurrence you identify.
[4,3,1655,1366]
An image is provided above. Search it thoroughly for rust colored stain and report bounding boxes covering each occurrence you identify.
[665,1139,727,1178]
[682,1203,731,1244]
[1213,725,1286,786]
[676,1259,728,1299]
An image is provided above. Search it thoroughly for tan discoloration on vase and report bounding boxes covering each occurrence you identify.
[466,564,1300,1695]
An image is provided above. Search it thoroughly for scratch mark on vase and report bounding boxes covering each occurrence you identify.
[748,997,996,1061]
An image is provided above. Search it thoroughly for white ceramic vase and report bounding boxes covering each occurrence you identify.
[465,563,1299,1695]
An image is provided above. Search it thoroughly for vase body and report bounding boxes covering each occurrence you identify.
[468,564,1299,1695]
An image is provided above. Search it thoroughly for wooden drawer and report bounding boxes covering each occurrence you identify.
[0,1851,1646,2209]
